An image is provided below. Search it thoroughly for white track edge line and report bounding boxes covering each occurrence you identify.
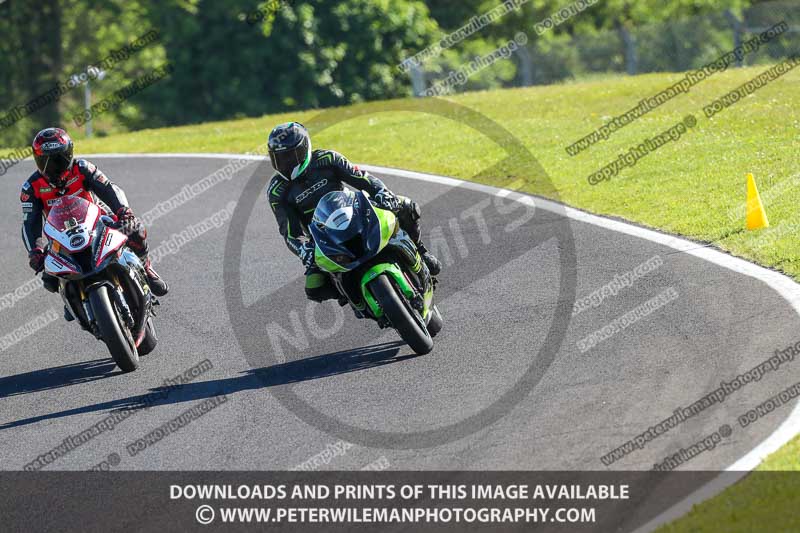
[84,152,800,531]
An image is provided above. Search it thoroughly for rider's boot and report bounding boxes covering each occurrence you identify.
[142,257,169,296]
[396,198,441,276]
[305,267,338,302]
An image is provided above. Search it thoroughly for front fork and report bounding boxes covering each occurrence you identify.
[59,251,150,336]
[59,279,98,335]
[360,261,432,322]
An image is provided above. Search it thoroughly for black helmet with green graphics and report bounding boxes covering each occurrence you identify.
[267,122,311,180]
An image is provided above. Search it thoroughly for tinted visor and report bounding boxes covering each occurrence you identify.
[269,137,308,179]
[35,153,73,183]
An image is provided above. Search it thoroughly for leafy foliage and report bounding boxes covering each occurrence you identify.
[2,0,793,146]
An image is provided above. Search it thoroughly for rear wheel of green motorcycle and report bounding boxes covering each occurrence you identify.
[369,274,434,355]
[89,286,139,373]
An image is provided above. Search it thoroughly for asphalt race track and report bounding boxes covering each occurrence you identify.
[2,155,799,481]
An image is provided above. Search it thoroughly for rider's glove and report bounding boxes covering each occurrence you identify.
[373,189,400,212]
[28,247,45,273]
[299,242,316,269]
[115,207,141,236]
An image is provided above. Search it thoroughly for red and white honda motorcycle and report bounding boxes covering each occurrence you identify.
[43,195,158,372]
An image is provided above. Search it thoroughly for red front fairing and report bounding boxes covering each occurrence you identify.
[43,195,128,279]
[43,196,100,254]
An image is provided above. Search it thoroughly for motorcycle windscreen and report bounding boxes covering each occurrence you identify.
[46,195,92,230]
[311,191,380,259]
[44,195,100,254]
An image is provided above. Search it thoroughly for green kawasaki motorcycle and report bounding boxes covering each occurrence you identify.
[309,189,443,355]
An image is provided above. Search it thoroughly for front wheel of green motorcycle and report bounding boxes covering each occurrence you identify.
[368,274,434,355]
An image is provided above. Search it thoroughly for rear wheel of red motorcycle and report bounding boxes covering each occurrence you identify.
[89,286,140,372]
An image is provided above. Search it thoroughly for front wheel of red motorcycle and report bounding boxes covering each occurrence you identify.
[89,285,140,372]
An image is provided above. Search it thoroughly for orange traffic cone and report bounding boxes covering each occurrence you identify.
[745,173,769,230]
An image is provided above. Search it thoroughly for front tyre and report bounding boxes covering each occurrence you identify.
[369,274,434,355]
[89,286,139,372]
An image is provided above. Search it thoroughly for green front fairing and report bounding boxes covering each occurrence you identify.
[422,281,433,317]
[361,263,427,319]
[369,203,396,251]
[313,203,396,275]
